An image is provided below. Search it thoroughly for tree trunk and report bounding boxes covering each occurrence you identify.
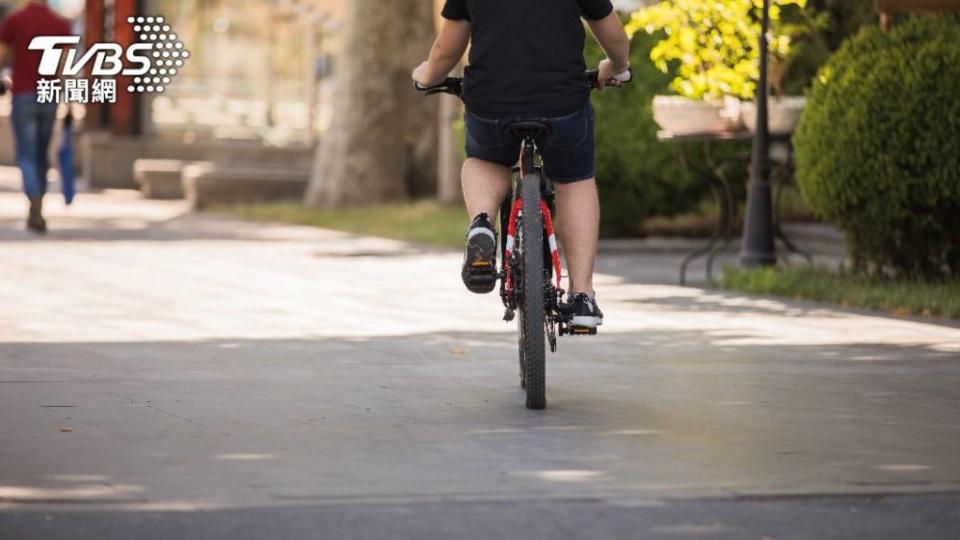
[305,0,438,208]
[437,93,464,204]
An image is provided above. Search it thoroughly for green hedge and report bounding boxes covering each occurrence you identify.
[793,16,960,278]
[585,33,722,237]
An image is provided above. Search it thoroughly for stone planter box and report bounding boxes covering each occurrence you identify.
[82,132,314,190]
[182,162,310,210]
[740,97,807,136]
[83,133,207,189]
[652,95,743,135]
[134,159,188,199]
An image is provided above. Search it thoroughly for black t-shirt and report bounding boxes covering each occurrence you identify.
[441,0,614,118]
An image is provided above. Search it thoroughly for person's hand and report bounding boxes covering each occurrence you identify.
[412,61,441,88]
[596,59,631,90]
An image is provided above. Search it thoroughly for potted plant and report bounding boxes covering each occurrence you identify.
[627,0,812,136]
[739,7,825,135]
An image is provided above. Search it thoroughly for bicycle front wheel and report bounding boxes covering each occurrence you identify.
[520,173,546,410]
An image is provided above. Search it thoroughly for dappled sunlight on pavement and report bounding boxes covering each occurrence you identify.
[1,176,956,357]
[599,280,960,353]
[1,184,959,511]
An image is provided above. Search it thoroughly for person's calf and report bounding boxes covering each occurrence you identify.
[461,158,511,221]
[459,159,511,294]
[554,179,600,296]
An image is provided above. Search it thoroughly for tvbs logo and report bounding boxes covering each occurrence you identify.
[28,16,189,104]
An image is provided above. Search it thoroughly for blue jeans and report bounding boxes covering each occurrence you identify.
[11,94,58,200]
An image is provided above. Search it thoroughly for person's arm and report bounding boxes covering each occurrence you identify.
[586,13,631,89]
[0,41,9,96]
[412,19,470,87]
[0,15,10,65]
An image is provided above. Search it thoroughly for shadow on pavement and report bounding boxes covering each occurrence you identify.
[2,332,959,513]
[2,493,960,540]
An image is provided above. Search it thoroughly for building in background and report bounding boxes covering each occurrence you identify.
[145,0,345,145]
[62,0,345,191]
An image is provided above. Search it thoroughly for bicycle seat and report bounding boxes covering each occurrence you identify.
[506,120,552,138]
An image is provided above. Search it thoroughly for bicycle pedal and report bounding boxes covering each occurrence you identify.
[465,268,497,281]
[569,326,598,336]
[463,267,498,294]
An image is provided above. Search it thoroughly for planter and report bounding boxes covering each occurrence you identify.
[740,96,807,136]
[652,96,743,135]
[182,162,311,210]
[134,159,188,200]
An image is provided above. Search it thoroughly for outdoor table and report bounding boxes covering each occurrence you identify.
[657,130,812,286]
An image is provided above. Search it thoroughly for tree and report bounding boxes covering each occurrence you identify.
[305,0,438,208]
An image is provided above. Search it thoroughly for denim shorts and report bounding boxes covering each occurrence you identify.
[464,102,596,183]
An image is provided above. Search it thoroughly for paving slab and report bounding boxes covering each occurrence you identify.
[1,168,958,537]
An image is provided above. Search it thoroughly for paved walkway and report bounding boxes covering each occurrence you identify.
[1,170,959,538]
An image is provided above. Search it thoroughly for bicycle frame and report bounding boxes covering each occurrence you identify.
[499,137,568,351]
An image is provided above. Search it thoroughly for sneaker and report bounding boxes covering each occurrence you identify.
[570,293,603,329]
[461,213,498,294]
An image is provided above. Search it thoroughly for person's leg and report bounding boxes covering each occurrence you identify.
[459,158,511,294]
[10,95,42,200]
[461,157,511,220]
[459,112,516,294]
[553,178,600,296]
[35,103,58,198]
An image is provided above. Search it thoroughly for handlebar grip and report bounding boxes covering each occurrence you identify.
[586,70,599,86]
[586,68,633,89]
[415,77,463,97]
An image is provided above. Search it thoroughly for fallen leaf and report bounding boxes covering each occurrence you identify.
[451,347,469,356]
[60,427,73,433]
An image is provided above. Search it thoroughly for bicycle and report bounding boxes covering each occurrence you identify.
[417,69,630,409]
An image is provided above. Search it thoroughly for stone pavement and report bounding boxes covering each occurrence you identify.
[1,168,959,538]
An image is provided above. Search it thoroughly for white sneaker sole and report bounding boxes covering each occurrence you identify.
[571,316,603,328]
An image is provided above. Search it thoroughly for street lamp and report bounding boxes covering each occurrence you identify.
[740,0,777,268]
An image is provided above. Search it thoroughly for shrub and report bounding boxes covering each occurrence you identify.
[586,32,741,236]
[793,16,960,278]
[782,0,878,95]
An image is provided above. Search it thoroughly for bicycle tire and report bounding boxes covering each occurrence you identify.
[518,314,526,389]
[520,173,546,410]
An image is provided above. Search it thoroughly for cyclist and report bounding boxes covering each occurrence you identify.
[412,0,631,330]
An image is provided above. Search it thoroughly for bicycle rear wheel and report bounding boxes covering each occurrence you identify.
[518,314,526,389]
[520,173,546,410]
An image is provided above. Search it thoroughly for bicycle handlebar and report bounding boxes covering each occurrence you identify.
[414,77,464,97]
[585,67,633,87]
[415,68,633,98]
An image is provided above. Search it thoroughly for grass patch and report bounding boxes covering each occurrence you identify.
[722,266,960,319]
[213,200,467,249]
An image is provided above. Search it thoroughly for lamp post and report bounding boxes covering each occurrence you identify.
[740,0,777,268]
